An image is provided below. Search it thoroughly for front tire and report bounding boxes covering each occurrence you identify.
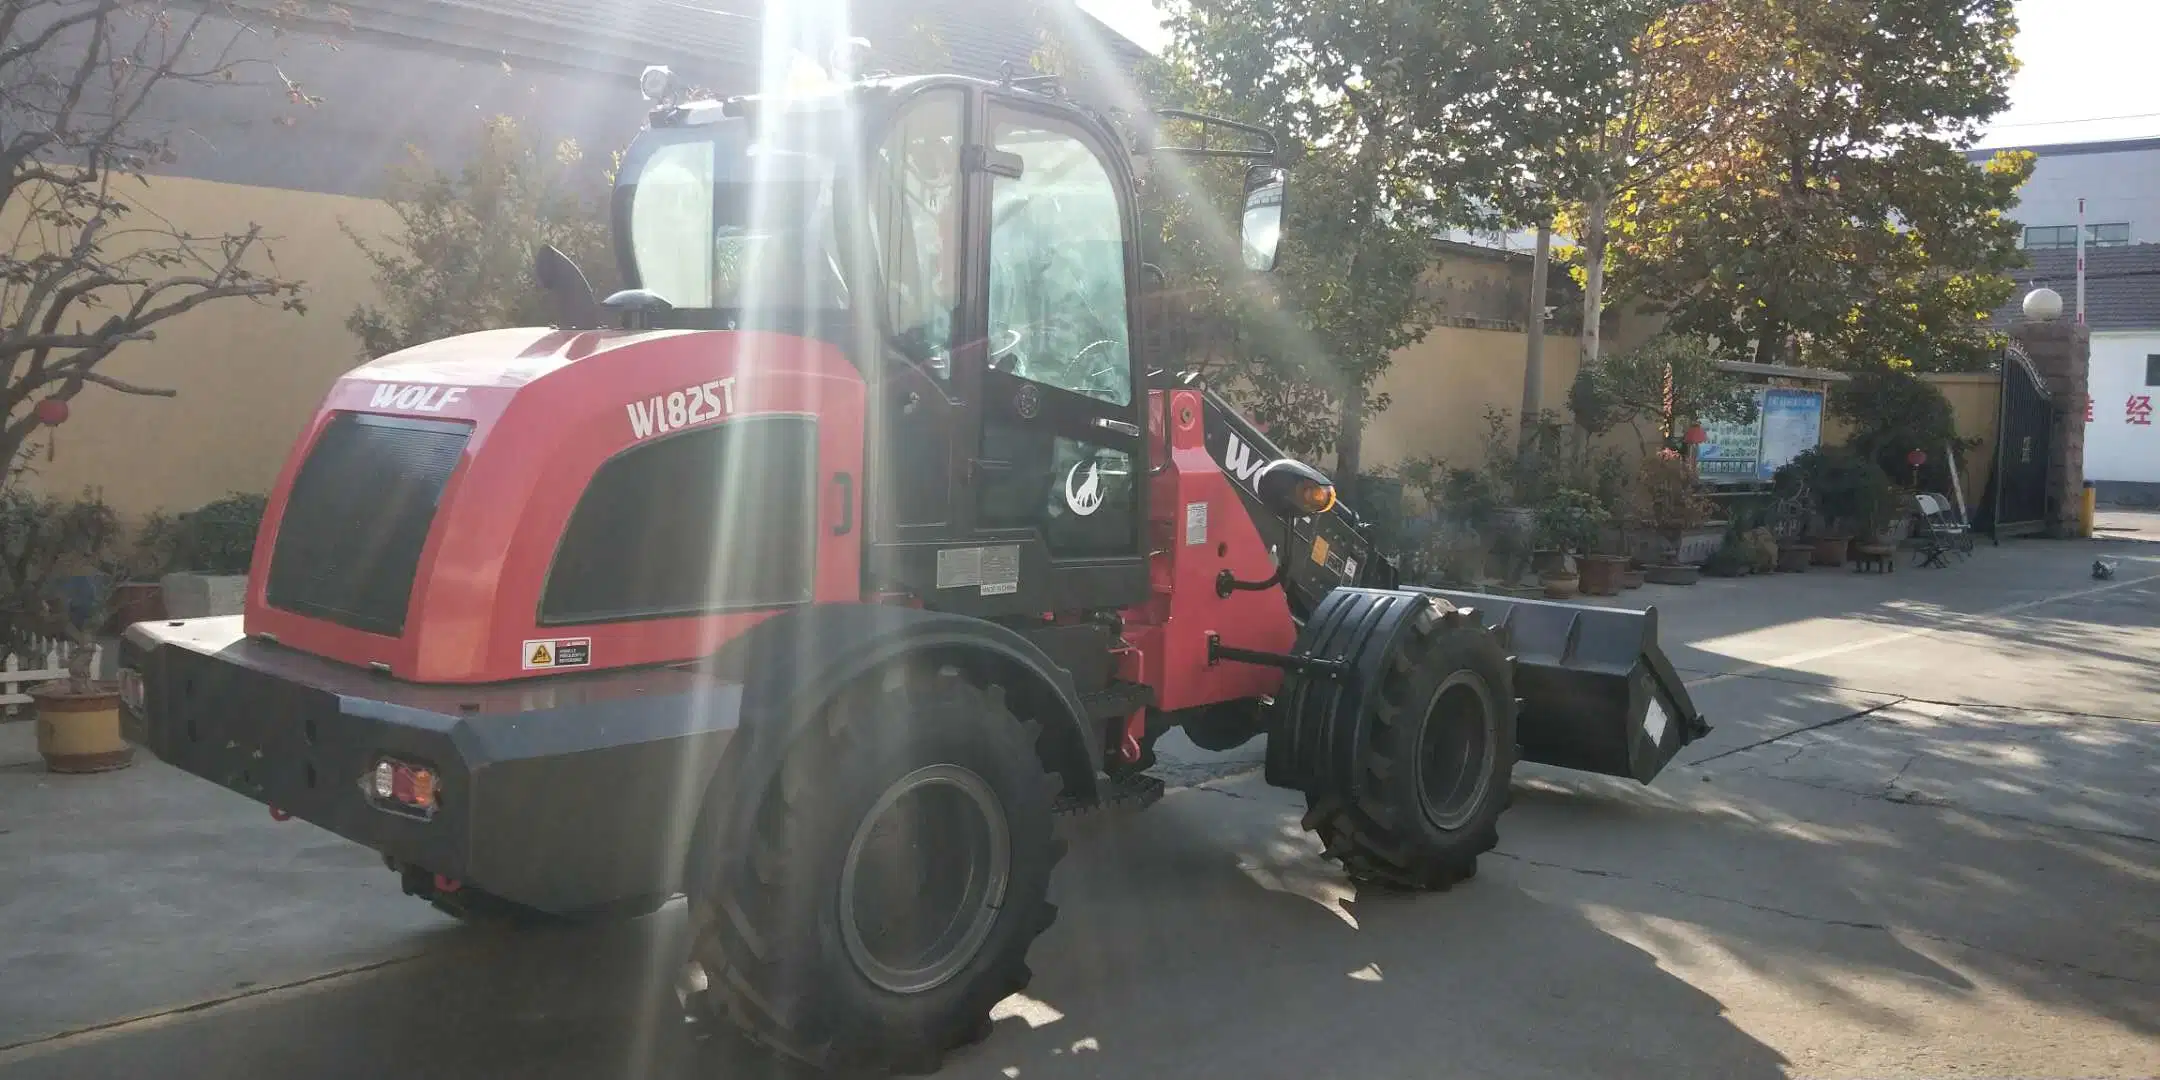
[685,665,1063,1074]
[1306,603,1516,890]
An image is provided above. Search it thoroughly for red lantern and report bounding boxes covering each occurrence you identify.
[34,398,68,426]
[1905,448,1927,468]
[1683,423,1707,446]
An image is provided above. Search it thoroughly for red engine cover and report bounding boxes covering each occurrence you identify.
[244,328,865,683]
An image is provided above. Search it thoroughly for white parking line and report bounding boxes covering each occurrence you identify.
[1683,569,2160,688]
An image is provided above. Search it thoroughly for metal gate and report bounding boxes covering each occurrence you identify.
[1985,342,2053,538]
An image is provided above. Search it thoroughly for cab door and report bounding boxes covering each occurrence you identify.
[863,87,1149,616]
[966,97,1149,606]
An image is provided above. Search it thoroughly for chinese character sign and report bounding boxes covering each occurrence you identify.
[2130,395,2154,427]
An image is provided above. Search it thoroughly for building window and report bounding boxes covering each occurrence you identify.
[2024,223,2131,250]
[2147,354,2160,387]
[540,416,819,624]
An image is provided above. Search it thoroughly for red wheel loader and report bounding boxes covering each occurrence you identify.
[118,66,1705,1074]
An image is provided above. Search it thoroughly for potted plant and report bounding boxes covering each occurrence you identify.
[1533,488,1607,598]
[1701,518,1754,577]
[158,492,265,618]
[1636,451,1712,582]
[0,490,153,773]
[1851,480,1909,566]
[1775,448,1892,567]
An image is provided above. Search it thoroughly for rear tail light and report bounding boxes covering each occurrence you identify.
[366,757,438,817]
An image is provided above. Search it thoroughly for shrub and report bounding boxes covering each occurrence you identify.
[1639,452,1714,536]
[1774,446,1895,537]
[1831,367,1974,492]
[159,493,268,575]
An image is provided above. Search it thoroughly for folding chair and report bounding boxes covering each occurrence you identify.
[1912,493,1973,568]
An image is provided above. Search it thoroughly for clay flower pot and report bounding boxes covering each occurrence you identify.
[1579,554,1628,596]
[1539,572,1580,599]
[1812,535,1852,567]
[1620,568,1645,590]
[32,681,134,774]
[1777,542,1814,573]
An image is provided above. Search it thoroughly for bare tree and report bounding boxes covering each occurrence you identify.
[1,0,317,474]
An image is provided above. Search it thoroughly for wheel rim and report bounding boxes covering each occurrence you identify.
[838,763,1012,995]
[1415,672,1498,831]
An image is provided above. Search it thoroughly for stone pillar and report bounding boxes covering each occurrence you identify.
[2010,319,2090,538]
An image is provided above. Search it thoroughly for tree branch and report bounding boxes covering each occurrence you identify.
[73,370,177,397]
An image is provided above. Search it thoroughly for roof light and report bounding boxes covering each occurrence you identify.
[640,65,676,103]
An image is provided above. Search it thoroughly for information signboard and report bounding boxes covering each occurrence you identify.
[1696,387,1824,483]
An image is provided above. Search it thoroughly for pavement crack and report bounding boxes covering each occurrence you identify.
[1493,851,2160,987]
[1746,771,2160,846]
[0,952,433,1058]
[1672,666,2160,725]
[1493,851,1888,930]
[1684,697,1907,767]
[1880,753,1919,798]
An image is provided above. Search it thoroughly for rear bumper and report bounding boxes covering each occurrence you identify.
[120,618,740,914]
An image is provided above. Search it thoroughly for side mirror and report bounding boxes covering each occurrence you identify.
[533,245,601,331]
[1241,165,1287,272]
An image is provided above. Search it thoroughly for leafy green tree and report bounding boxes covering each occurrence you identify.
[344,116,615,358]
[1568,332,1758,455]
[1152,0,1563,478]
[1610,0,2031,371]
[1497,0,1758,373]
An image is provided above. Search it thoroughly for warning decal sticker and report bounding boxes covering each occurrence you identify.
[523,637,592,670]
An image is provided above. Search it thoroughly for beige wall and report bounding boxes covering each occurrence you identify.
[1364,325,1585,471]
[1817,371,2001,497]
[12,175,398,517]
[1928,372,2001,499]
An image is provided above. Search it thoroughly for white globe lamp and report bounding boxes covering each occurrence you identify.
[2023,287,2064,323]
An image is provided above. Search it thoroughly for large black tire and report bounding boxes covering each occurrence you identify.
[1306,605,1516,890]
[684,664,1063,1074]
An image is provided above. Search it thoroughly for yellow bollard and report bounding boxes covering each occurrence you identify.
[2080,482,2096,538]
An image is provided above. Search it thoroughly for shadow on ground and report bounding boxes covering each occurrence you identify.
[0,786,1790,1080]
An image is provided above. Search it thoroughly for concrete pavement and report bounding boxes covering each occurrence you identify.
[1,527,2155,1078]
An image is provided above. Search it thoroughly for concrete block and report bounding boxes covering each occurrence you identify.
[160,573,248,619]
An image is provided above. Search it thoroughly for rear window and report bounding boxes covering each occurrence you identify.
[266,413,472,636]
[540,416,819,624]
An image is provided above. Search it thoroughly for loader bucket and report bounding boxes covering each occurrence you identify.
[1413,590,1708,784]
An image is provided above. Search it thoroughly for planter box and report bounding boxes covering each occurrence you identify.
[1631,523,1728,568]
[161,573,248,619]
[1643,564,1701,585]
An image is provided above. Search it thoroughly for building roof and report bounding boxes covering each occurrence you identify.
[1991,242,2160,333]
[314,0,1145,85]
[1965,135,2160,163]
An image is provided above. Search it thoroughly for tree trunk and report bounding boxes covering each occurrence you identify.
[65,645,93,694]
[1335,382,1366,484]
[1519,222,1552,486]
[1579,193,1611,373]
[1753,319,1785,365]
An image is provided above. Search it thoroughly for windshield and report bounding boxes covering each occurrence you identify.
[619,114,847,312]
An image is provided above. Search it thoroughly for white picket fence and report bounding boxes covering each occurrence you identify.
[2,636,100,715]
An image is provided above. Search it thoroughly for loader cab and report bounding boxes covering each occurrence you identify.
[608,75,1283,619]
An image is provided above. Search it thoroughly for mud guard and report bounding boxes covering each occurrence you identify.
[1412,589,1709,784]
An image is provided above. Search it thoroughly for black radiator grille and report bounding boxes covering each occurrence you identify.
[266,412,471,637]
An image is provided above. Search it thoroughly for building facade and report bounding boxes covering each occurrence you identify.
[1972,136,2160,252]
[1992,243,2160,503]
